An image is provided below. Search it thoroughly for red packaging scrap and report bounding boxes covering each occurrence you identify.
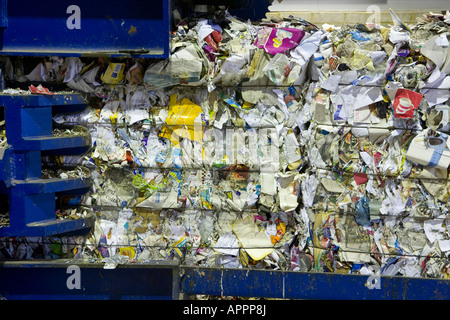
[393,88,423,118]
[29,84,55,95]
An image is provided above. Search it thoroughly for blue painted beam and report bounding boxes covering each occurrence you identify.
[0,0,171,58]
[180,267,450,300]
[13,177,92,194]
[13,136,90,152]
[0,93,86,108]
[0,215,94,237]
[0,260,180,299]
[1,262,448,300]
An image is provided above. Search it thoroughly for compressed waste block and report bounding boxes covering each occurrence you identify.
[0,8,449,284]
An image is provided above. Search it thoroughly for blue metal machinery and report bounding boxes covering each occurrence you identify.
[0,260,180,300]
[0,93,93,236]
[0,0,171,58]
[0,262,450,300]
[0,0,449,301]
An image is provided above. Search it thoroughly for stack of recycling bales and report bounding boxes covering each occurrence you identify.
[0,9,450,280]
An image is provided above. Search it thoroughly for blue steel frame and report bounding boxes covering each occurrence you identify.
[0,93,94,237]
